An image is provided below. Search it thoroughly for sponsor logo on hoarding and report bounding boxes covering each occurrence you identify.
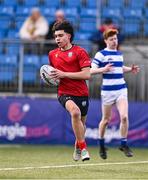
[8,103,30,122]
[0,102,51,140]
[0,123,50,140]
[85,126,120,143]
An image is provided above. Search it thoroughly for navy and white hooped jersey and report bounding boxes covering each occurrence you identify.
[92,48,127,92]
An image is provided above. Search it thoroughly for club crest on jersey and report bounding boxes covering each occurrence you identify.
[108,58,113,62]
[68,52,73,57]
[55,54,58,58]
[82,101,87,107]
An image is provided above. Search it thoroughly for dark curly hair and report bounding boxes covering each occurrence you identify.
[52,20,74,42]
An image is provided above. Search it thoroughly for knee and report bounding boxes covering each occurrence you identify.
[120,115,128,124]
[101,117,111,126]
[70,107,81,119]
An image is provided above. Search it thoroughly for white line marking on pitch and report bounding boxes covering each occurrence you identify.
[0,145,21,148]
[0,161,148,171]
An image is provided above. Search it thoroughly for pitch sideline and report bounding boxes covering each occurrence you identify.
[0,160,148,171]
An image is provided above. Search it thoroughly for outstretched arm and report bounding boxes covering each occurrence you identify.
[123,64,140,74]
[90,63,114,75]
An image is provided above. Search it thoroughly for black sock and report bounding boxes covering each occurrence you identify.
[99,138,105,147]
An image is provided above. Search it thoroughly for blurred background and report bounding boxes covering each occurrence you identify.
[0,0,148,147]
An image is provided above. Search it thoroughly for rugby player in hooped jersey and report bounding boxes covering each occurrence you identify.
[91,29,139,159]
[48,21,91,161]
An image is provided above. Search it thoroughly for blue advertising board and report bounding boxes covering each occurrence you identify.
[0,96,148,147]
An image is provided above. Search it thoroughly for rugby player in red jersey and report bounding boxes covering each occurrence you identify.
[48,21,91,161]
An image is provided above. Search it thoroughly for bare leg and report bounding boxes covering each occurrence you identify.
[81,116,87,134]
[75,116,87,148]
[98,104,112,159]
[116,98,133,157]
[66,101,90,161]
[65,100,85,141]
[116,98,129,138]
[99,104,112,138]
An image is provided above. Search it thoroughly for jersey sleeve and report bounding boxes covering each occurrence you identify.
[77,49,91,69]
[91,52,104,68]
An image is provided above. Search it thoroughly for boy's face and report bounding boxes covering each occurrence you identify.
[105,34,118,50]
[54,30,71,48]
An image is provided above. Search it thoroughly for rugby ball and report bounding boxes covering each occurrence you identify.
[40,65,60,86]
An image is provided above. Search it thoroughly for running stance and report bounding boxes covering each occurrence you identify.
[48,21,91,161]
[91,29,139,159]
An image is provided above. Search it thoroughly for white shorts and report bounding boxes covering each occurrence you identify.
[101,88,128,105]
